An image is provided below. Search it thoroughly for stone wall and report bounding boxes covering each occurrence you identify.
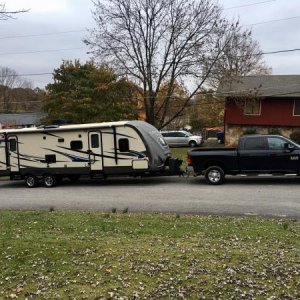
[225,124,300,147]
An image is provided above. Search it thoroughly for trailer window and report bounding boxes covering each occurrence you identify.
[70,140,83,150]
[9,139,17,152]
[91,134,100,148]
[119,138,129,152]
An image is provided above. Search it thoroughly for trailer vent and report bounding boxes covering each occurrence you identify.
[58,138,64,143]
[45,155,56,164]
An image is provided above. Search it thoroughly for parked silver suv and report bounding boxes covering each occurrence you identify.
[161,130,203,147]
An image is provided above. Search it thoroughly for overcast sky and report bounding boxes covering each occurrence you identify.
[0,0,300,88]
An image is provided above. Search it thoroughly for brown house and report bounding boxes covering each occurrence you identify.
[219,75,300,146]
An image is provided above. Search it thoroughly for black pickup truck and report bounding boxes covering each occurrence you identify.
[187,134,300,184]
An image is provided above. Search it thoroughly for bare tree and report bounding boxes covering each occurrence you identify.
[0,66,33,112]
[86,0,242,129]
[0,67,32,88]
[0,3,28,20]
[210,26,271,89]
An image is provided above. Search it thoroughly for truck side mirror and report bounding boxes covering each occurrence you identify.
[284,143,295,152]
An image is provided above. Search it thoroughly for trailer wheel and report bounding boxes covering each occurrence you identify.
[25,175,39,188]
[204,166,225,185]
[43,174,57,188]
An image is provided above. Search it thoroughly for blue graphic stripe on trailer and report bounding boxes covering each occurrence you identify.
[18,153,44,162]
[105,150,146,158]
[58,146,90,155]
[95,152,136,160]
[42,148,89,162]
[57,146,134,161]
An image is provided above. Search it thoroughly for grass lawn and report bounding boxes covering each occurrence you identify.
[0,211,299,299]
[170,148,190,170]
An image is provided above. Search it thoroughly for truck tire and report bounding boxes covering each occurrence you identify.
[25,175,39,188]
[204,166,225,185]
[43,174,57,188]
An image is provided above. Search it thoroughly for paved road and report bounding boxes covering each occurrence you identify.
[0,176,300,218]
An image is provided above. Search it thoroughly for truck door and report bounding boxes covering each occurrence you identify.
[8,136,19,172]
[239,136,269,171]
[88,132,103,171]
[266,136,300,172]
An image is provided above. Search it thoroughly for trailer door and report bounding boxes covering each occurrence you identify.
[8,136,19,172]
[0,134,7,172]
[88,132,103,171]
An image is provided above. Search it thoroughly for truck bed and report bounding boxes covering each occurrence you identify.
[189,147,237,153]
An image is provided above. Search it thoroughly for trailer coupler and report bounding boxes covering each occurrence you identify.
[164,157,185,176]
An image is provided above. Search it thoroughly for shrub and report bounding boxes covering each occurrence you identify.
[243,127,257,135]
[290,131,300,144]
[268,127,281,135]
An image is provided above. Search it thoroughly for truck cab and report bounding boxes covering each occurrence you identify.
[238,135,300,173]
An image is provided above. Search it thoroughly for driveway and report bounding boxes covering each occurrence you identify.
[0,176,299,218]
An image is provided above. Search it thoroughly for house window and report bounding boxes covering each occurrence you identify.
[70,140,83,150]
[244,99,261,115]
[293,99,300,116]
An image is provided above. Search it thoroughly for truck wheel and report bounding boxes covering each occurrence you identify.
[25,175,39,188]
[189,140,197,148]
[43,174,57,188]
[204,166,225,185]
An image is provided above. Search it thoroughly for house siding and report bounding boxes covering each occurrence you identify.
[225,98,300,127]
[224,98,300,146]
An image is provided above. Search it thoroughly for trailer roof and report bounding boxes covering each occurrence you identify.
[0,120,131,134]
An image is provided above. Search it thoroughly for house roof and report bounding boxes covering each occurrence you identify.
[0,112,46,126]
[218,75,300,98]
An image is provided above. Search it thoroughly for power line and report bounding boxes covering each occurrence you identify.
[0,29,86,40]
[261,47,300,56]
[0,72,52,78]
[0,43,298,59]
[0,47,87,56]
[225,0,276,10]
[246,15,300,26]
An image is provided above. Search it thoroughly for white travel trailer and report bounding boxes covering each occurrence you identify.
[0,121,178,187]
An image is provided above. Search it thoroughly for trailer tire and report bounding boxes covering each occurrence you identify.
[43,174,57,188]
[204,166,225,185]
[25,175,39,188]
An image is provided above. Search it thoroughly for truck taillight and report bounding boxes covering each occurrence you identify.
[187,156,192,166]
